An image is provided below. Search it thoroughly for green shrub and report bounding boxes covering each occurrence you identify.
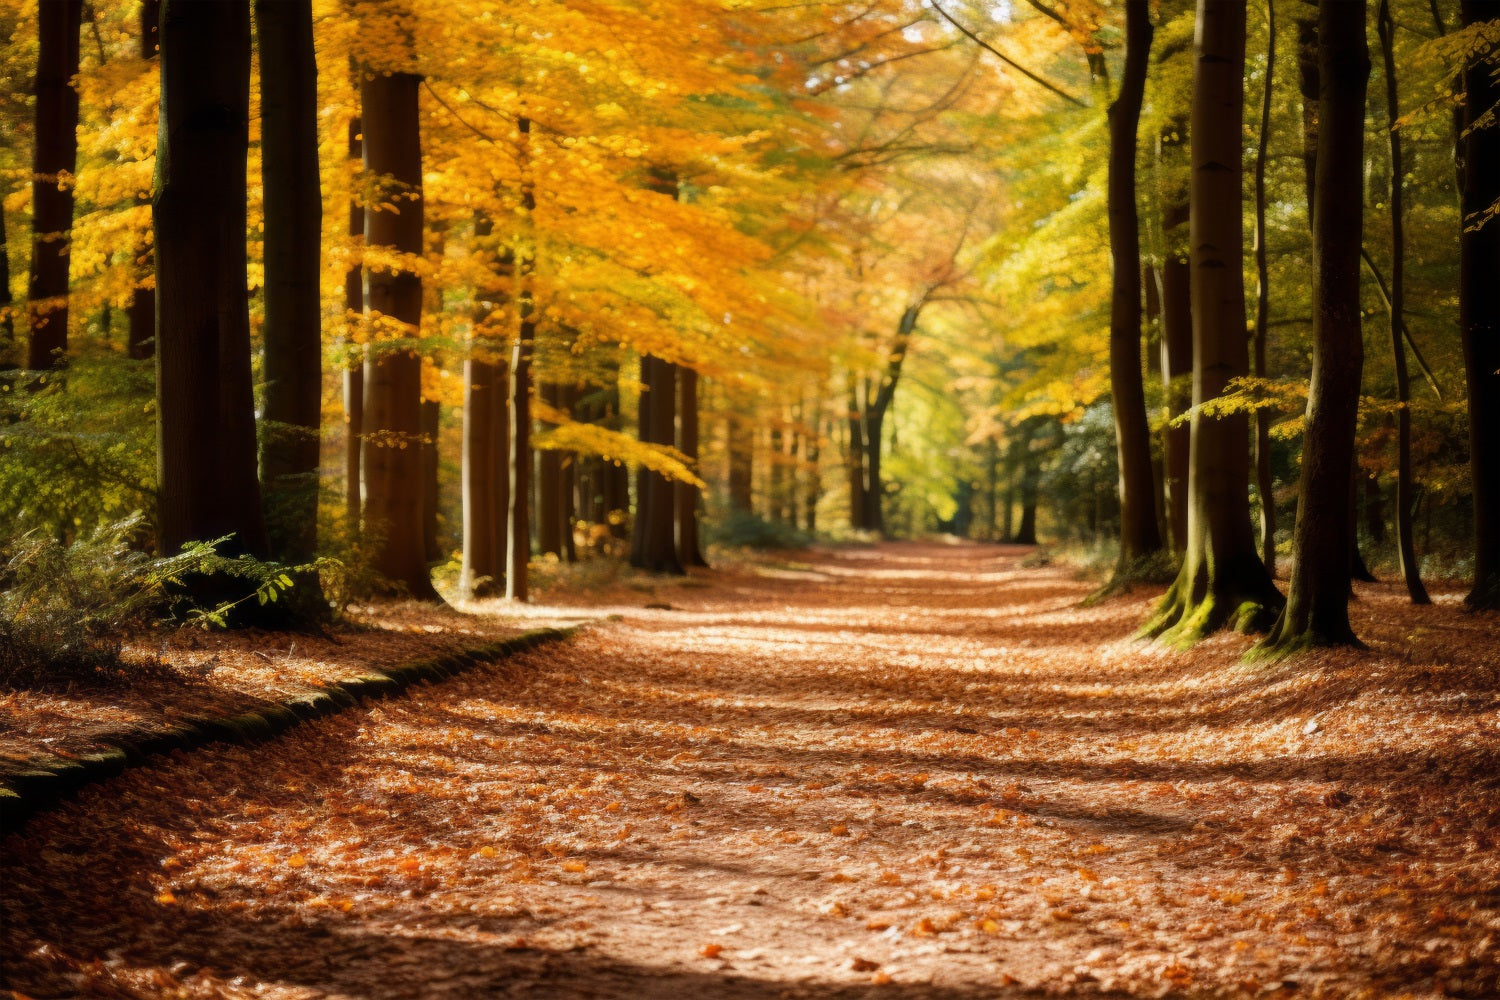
[0,514,297,687]
[0,354,157,542]
[0,514,185,687]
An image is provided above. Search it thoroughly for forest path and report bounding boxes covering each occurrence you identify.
[3,541,1498,998]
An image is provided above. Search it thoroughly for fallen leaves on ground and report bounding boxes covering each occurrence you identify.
[2,541,1498,998]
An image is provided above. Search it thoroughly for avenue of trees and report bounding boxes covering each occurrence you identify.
[0,0,1495,655]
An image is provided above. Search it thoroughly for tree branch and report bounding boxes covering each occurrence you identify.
[928,0,1088,107]
[1360,247,1444,400]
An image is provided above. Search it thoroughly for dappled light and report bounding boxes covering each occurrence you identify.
[4,542,1498,997]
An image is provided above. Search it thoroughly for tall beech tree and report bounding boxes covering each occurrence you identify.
[630,353,684,574]
[1459,0,1500,610]
[460,216,509,599]
[25,0,83,371]
[1296,11,1375,588]
[154,0,268,563]
[849,301,922,536]
[126,0,159,361]
[1103,0,1165,587]
[1375,0,1429,605]
[343,117,364,526]
[1251,0,1276,576]
[505,116,536,603]
[1261,0,1369,653]
[359,64,437,600]
[255,0,322,567]
[1145,0,1283,644]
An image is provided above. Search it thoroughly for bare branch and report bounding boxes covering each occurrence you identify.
[928,0,1088,107]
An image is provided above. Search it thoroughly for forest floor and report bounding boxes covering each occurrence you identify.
[2,540,1499,999]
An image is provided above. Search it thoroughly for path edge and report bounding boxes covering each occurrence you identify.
[0,626,575,837]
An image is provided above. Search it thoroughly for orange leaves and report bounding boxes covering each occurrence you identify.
[698,942,723,959]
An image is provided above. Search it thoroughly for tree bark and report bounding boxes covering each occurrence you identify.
[360,69,437,600]
[1376,0,1429,603]
[1105,0,1166,587]
[855,302,920,536]
[506,117,536,601]
[1252,0,1277,577]
[506,328,533,600]
[630,353,684,573]
[1298,10,1373,590]
[804,397,825,535]
[846,380,866,530]
[344,117,364,527]
[676,364,708,567]
[1460,0,1500,609]
[461,351,507,598]
[255,0,322,568]
[1297,16,1319,221]
[1159,130,1193,556]
[1145,0,1284,644]
[1013,420,1041,545]
[126,0,159,361]
[537,380,565,557]
[154,0,268,566]
[1261,0,1369,653]
[421,397,440,563]
[1,191,14,368]
[26,0,83,371]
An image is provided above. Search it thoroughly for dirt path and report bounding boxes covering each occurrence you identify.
[3,541,1498,999]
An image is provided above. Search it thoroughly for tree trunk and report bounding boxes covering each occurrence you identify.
[560,383,578,562]
[1159,132,1193,556]
[856,302,920,537]
[1297,16,1319,221]
[984,435,1000,542]
[631,353,684,573]
[421,397,440,563]
[506,329,532,600]
[1014,421,1040,545]
[1261,0,1369,653]
[26,0,83,371]
[768,420,786,523]
[126,0,159,361]
[728,410,754,515]
[343,117,364,527]
[1374,0,1422,602]
[154,0,268,568]
[359,69,436,600]
[537,380,565,557]
[1145,0,1284,644]
[1252,0,1277,577]
[846,380,866,530]
[1106,0,1165,586]
[1299,10,1373,590]
[804,398,824,536]
[254,0,322,568]
[461,352,507,598]
[1,191,14,368]
[676,364,708,567]
[1460,0,1500,609]
[602,372,630,537]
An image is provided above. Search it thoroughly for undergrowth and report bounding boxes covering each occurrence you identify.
[0,514,302,689]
